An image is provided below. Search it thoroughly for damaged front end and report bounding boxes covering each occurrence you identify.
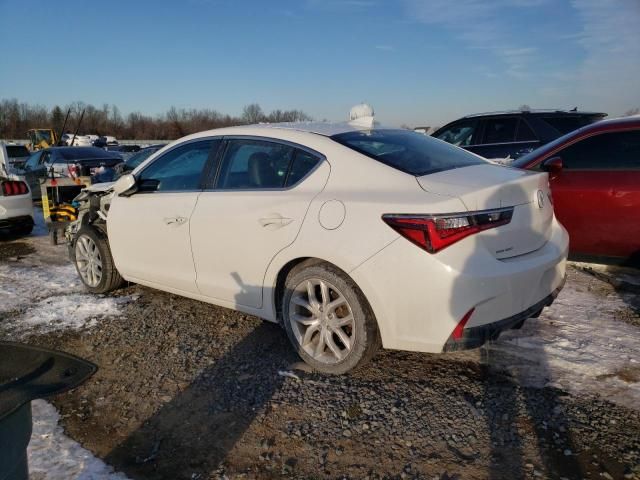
[64,183,116,244]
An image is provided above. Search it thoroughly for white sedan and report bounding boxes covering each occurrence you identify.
[66,120,568,373]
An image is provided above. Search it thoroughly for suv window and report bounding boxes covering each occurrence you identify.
[482,117,518,144]
[515,119,537,141]
[332,129,486,176]
[434,120,477,147]
[542,116,594,135]
[216,140,295,189]
[559,131,640,170]
[138,140,217,192]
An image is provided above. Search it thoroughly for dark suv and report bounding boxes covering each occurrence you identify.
[431,109,607,160]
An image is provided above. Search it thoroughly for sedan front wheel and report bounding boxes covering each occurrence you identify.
[72,227,124,294]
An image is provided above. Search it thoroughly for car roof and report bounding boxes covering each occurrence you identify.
[208,121,393,138]
[461,109,607,119]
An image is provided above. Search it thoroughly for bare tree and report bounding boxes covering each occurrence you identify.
[242,103,265,124]
[0,98,311,140]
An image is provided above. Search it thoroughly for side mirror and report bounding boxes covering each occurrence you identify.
[542,156,563,175]
[113,173,137,196]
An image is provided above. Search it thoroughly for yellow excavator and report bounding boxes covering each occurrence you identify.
[27,128,58,151]
[26,108,75,151]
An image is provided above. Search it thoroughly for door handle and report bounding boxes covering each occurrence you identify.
[164,216,187,226]
[259,215,293,229]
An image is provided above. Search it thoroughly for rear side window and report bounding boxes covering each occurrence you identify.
[285,150,321,186]
[559,130,640,170]
[216,140,294,189]
[138,140,218,191]
[482,117,518,144]
[332,129,486,176]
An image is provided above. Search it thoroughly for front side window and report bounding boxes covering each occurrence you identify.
[332,129,486,176]
[216,140,295,189]
[482,117,518,144]
[434,120,477,147]
[138,140,218,192]
[558,130,640,170]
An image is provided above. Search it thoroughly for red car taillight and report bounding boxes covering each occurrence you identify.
[1,180,28,196]
[67,163,79,178]
[382,207,514,253]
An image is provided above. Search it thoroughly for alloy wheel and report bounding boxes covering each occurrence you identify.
[288,278,355,364]
[75,235,103,287]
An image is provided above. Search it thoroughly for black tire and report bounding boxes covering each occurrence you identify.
[71,226,124,294]
[282,261,381,374]
[15,224,33,236]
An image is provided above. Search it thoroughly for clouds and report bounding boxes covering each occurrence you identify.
[404,0,547,79]
[569,0,640,112]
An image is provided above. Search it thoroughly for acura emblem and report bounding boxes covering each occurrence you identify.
[537,190,545,209]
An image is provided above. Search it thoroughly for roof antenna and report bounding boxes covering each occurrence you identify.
[570,106,577,112]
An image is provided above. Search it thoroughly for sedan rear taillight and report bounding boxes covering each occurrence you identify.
[1,180,28,196]
[382,207,514,253]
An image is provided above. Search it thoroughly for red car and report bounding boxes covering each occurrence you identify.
[512,116,640,265]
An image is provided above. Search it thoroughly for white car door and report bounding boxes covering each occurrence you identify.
[190,138,329,308]
[108,139,220,294]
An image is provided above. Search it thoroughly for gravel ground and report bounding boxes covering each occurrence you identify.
[1,227,639,480]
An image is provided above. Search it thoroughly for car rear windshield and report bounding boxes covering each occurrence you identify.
[331,129,486,176]
[6,145,30,158]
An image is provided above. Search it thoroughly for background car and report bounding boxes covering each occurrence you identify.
[0,143,31,173]
[513,116,640,265]
[432,109,607,160]
[66,121,567,374]
[0,177,34,235]
[20,147,123,198]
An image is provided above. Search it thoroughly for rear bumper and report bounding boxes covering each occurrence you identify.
[442,275,565,352]
[0,215,34,231]
[350,217,569,354]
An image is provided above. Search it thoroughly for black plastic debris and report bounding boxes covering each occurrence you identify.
[0,342,97,480]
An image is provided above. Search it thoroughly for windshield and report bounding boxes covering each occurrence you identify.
[331,129,486,176]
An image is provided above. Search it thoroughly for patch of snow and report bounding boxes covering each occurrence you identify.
[0,264,81,314]
[0,260,130,335]
[28,399,130,480]
[485,280,640,410]
[20,294,130,331]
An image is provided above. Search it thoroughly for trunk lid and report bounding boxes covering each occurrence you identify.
[417,164,554,259]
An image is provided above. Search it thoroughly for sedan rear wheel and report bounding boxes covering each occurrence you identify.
[283,262,380,374]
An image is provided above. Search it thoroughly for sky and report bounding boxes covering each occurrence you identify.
[0,0,638,127]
